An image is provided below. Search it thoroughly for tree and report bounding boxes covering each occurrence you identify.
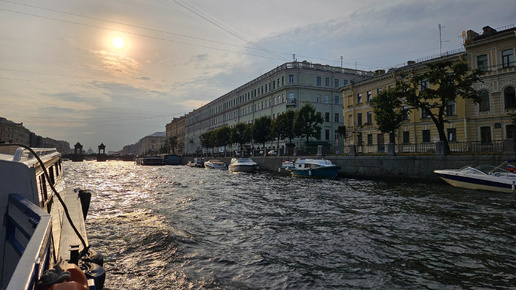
[214,126,231,154]
[167,136,178,154]
[231,123,251,151]
[252,116,272,152]
[372,89,408,143]
[293,103,323,145]
[394,59,483,154]
[271,110,296,144]
[199,131,212,154]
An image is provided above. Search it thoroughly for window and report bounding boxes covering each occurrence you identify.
[480,126,491,144]
[288,75,294,84]
[334,95,339,104]
[282,76,285,86]
[325,78,330,87]
[334,113,339,123]
[325,112,330,122]
[366,111,373,125]
[447,128,456,142]
[479,90,490,112]
[420,79,429,91]
[357,93,363,104]
[446,101,456,116]
[421,106,431,119]
[316,94,321,103]
[504,86,516,109]
[506,124,516,139]
[477,54,488,71]
[343,80,348,86]
[376,87,383,95]
[288,92,295,103]
[325,95,329,104]
[317,76,321,86]
[325,129,330,140]
[334,79,339,88]
[422,130,431,142]
[357,113,363,126]
[366,91,372,102]
[403,131,410,144]
[367,134,373,146]
[357,133,363,145]
[502,49,514,68]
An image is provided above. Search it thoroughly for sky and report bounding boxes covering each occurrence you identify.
[1,0,515,152]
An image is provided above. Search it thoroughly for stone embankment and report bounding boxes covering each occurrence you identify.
[184,154,510,182]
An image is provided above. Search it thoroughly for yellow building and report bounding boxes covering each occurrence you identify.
[341,24,516,154]
[463,25,516,143]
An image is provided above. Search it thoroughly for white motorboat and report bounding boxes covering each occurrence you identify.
[0,144,105,289]
[204,159,227,170]
[228,158,258,173]
[434,160,516,193]
[289,158,340,178]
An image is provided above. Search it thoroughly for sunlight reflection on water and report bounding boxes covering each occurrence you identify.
[64,161,516,289]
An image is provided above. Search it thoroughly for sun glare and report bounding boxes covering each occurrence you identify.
[112,37,125,49]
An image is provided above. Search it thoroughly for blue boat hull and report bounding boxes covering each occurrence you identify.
[290,166,340,178]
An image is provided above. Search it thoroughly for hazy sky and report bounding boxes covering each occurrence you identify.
[1,0,515,151]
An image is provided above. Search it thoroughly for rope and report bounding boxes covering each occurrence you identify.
[0,143,89,252]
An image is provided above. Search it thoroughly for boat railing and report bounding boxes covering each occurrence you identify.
[3,193,52,290]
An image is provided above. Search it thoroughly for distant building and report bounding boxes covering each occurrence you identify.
[138,132,166,155]
[121,143,139,155]
[184,61,373,154]
[165,116,185,154]
[0,117,30,144]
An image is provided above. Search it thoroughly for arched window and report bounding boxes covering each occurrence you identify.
[479,90,490,112]
[504,86,516,109]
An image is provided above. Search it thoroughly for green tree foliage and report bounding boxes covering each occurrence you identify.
[231,123,250,151]
[271,110,296,144]
[214,126,231,152]
[252,115,272,149]
[372,89,408,139]
[293,103,323,145]
[393,59,483,154]
[199,131,212,152]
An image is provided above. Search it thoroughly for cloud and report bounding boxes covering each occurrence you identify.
[92,50,141,76]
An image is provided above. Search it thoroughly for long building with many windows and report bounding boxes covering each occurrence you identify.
[184,61,373,154]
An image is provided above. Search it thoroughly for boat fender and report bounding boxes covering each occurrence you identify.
[77,189,92,220]
[81,248,104,267]
[38,264,71,289]
[81,261,106,290]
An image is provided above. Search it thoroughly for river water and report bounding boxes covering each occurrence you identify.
[64,161,516,289]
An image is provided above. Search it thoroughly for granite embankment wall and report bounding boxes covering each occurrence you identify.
[184,154,509,182]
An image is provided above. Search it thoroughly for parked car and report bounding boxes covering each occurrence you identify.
[268,150,278,156]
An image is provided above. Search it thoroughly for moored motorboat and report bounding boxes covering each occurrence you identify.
[186,158,205,167]
[434,160,516,193]
[204,159,227,170]
[228,158,258,173]
[0,144,105,290]
[289,158,340,178]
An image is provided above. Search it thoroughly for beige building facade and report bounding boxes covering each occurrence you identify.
[165,116,185,154]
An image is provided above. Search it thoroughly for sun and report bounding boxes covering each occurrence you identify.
[112,37,125,49]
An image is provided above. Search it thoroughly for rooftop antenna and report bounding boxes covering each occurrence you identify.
[439,23,449,55]
[341,56,343,67]
[293,54,296,62]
